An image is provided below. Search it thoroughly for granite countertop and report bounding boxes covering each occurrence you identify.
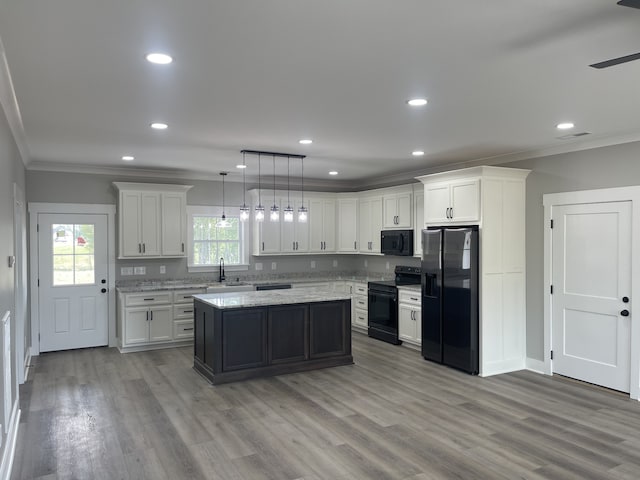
[193,287,351,309]
[116,282,209,293]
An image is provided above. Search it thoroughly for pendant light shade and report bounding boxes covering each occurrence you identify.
[216,172,231,228]
[255,153,265,222]
[298,156,308,223]
[269,155,279,222]
[283,156,294,223]
[239,152,250,221]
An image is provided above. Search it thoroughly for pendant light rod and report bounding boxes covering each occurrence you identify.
[241,149,305,160]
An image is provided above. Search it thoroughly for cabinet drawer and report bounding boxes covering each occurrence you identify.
[354,295,368,310]
[399,290,421,306]
[174,304,195,319]
[173,289,206,304]
[354,283,367,296]
[174,320,195,340]
[354,308,368,327]
[125,292,172,307]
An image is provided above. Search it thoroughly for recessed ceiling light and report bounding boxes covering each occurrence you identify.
[236,164,247,169]
[412,150,425,156]
[146,53,173,65]
[299,139,313,145]
[122,155,135,161]
[556,122,575,130]
[150,122,168,130]
[407,98,428,106]
[329,171,338,176]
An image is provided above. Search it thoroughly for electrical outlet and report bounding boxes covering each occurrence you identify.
[121,267,133,276]
[311,261,316,269]
[364,259,368,268]
[255,262,263,271]
[332,260,338,268]
[271,262,277,270]
[386,261,390,270]
[134,266,146,275]
[160,265,166,274]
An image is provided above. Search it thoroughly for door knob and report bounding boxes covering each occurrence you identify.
[621,309,630,317]
[623,296,630,303]
[101,288,107,293]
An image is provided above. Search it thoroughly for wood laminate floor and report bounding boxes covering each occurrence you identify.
[11,333,640,479]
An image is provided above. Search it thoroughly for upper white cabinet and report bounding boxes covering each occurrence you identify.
[358,195,383,254]
[281,198,309,254]
[113,183,192,259]
[382,188,412,228]
[308,197,336,253]
[417,166,530,377]
[424,178,480,224]
[337,197,359,253]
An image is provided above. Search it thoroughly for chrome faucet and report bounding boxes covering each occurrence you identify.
[219,257,226,282]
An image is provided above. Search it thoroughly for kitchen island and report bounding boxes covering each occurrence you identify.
[192,288,353,385]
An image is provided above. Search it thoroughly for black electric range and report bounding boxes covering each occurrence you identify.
[368,265,421,345]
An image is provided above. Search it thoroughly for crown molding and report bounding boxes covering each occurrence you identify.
[0,35,30,166]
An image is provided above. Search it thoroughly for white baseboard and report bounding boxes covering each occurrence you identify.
[0,401,21,480]
[526,357,547,375]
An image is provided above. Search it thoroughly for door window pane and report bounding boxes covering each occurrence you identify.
[52,224,96,286]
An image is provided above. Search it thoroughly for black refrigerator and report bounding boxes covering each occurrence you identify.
[421,225,479,374]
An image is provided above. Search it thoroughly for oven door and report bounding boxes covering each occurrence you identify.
[368,287,400,344]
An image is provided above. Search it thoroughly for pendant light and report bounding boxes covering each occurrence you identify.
[216,172,230,228]
[270,154,279,221]
[283,156,294,223]
[239,151,250,221]
[298,156,308,223]
[255,153,265,222]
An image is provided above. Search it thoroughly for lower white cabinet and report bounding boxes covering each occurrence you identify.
[351,282,368,331]
[118,288,204,351]
[398,289,421,346]
[124,305,172,345]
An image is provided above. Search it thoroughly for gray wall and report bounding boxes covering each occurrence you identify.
[504,140,640,361]
[0,102,26,461]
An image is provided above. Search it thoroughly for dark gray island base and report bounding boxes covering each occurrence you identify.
[193,290,353,385]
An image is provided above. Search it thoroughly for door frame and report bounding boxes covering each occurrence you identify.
[13,183,27,384]
[28,203,116,356]
[544,186,640,400]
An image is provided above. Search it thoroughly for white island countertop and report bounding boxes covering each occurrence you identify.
[193,287,351,310]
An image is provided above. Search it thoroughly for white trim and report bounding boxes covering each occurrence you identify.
[526,358,547,375]
[543,186,640,400]
[28,203,117,355]
[0,36,30,166]
[13,184,27,385]
[0,401,20,480]
[23,350,31,383]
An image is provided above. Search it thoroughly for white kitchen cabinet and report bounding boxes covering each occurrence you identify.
[383,189,412,229]
[413,187,424,258]
[281,198,309,253]
[172,288,205,341]
[251,191,282,255]
[123,305,172,346]
[113,182,192,259]
[161,192,188,256]
[398,289,421,346]
[358,196,383,254]
[417,166,530,376]
[351,282,368,332]
[308,197,336,253]
[424,178,480,224]
[337,197,359,253]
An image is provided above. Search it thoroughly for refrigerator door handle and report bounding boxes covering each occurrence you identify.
[424,274,437,297]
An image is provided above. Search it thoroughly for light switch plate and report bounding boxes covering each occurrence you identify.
[310,261,316,269]
[134,266,146,275]
[120,267,133,276]
[255,262,263,271]
[160,265,166,274]
[271,262,277,270]
[333,260,338,267]
[386,261,390,270]
[364,259,368,268]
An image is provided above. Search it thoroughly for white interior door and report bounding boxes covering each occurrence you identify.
[552,201,632,392]
[38,213,109,352]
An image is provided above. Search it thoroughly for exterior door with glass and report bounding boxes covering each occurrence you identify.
[38,213,109,352]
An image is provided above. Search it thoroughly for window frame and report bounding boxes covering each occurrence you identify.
[186,205,249,273]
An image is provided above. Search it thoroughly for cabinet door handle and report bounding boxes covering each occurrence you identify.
[410,297,419,302]
[143,243,146,253]
[150,311,153,321]
[450,207,453,219]
[296,241,298,250]
[138,243,142,253]
[354,241,357,250]
[143,298,154,301]
[182,242,185,253]
[183,310,193,313]
[183,327,194,331]
[146,311,149,321]
[262,241,265,251]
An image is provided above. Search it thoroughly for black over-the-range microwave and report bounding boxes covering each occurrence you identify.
[380,229,414,256]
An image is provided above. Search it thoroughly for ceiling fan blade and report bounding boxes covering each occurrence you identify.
[617,0,640,9]
[590,52,640,69]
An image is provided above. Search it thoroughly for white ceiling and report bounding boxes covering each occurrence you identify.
[1,0,640,187]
